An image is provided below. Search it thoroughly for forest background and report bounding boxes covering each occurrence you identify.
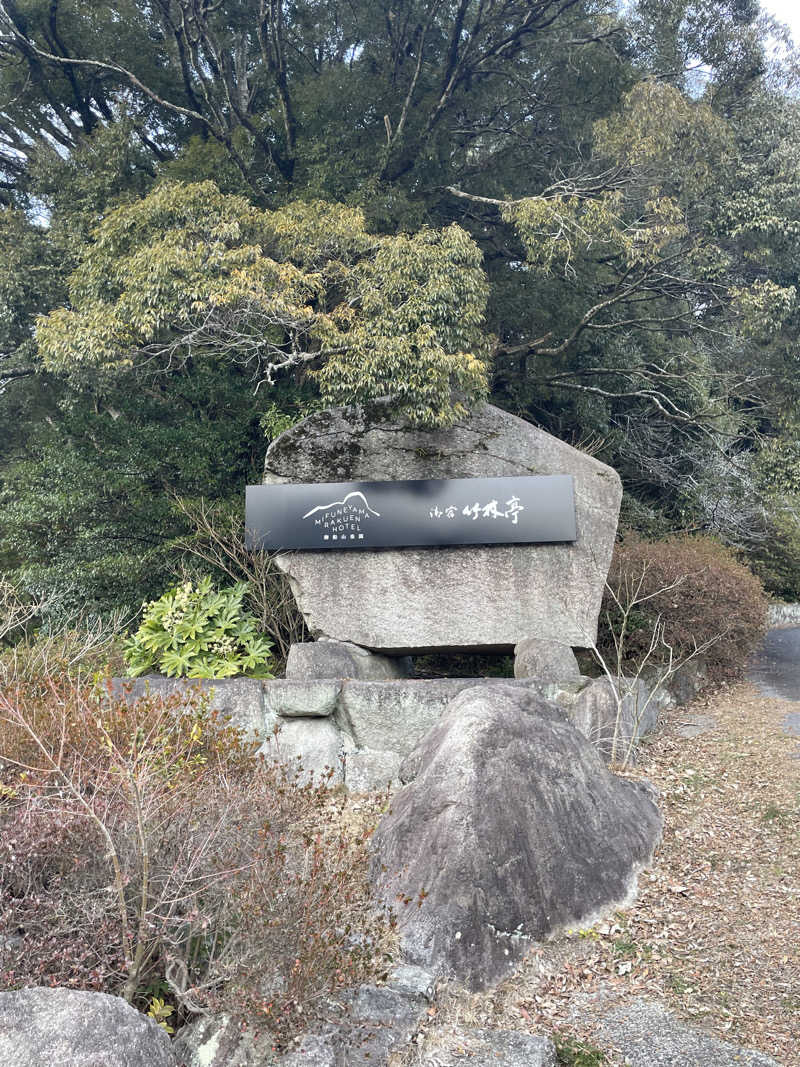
[2,0,800,625]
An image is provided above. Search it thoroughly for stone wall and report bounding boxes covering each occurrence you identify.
[113,656,704,790]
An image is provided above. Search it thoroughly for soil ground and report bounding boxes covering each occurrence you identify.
[392,682,800,1066]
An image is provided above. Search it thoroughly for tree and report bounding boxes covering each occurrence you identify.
[35,181,489,427]
[1,0,800,610]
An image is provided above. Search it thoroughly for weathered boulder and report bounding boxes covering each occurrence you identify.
[0,988,178,1067]
[418,1028,557,1067]
[560,677,665,761]
[514,637,581,681]
[370,685,662,990]
[264,403,622,653]
[285,640,412,680]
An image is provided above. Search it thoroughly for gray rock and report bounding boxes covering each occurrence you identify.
[344,747,402,791]
[371,684,662,990]
[338,679,469,756]
[265,717,344,783]
[664,656,707,706]
[589,996,781,1066]
[113,676,268,738]
[278,983,429,1067]
[418,1028,557,1066]
[264,679,341,717]
[674,713,718,738]
[562,676,663,761]
[337,984,427,1067]
[264,403,622,653]
[0,987,178,1067]
[386,964,436,1001]
[514,638,581,681]
[338,678,538,761]
[173,1014,278,1067]
[285,640,412,680]
[279,1033,336,1067]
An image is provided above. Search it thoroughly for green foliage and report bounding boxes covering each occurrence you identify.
[1,0,800,615]
[554,1033,607,1066]
[36,182,488,427]
[0,360,266,621]
[124,578,273,679]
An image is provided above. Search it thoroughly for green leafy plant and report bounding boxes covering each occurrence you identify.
[554,1032,606,1066]
[124,578,273,678]
[146,996,175,1034]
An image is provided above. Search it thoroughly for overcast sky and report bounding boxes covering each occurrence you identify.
[760,0,800,42]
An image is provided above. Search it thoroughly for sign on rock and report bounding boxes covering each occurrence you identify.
[245,475,576,551]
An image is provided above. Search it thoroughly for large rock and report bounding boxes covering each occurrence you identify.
[561,676,665,761]
[264,403,622,653]
[265,717,345,783]
[370,684,662,990]
[514,637,581,681]
[0,987,178,1067]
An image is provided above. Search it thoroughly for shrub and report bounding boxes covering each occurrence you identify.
[597,533,768,681]
[0,677,394,1047]
[124,577,274,678]
[173,495,309,672]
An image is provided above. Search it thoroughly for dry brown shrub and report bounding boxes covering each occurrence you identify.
[0,677,392,1047]
[598,533,768,681]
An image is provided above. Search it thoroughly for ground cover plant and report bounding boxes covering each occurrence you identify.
[0,676,394,1048]
[123,577,275,679]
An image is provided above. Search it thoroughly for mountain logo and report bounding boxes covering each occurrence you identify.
[302,491,381,520]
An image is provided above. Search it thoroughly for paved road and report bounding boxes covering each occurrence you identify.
[748,627,800,736]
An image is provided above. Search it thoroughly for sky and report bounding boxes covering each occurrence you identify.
[760,0,800,42]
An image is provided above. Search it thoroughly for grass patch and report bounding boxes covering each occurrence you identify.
[554,1032,606,1066]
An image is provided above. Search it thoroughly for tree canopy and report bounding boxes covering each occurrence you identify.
[1,0,800,614]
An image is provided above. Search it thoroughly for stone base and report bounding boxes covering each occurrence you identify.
[111,664,697,789]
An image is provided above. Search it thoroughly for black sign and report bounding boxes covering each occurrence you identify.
[246,475,576,551]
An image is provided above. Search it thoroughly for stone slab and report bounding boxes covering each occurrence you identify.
[264,679,341,717]
[264,403,622,653]
[112,676,268,737]
[264,717,344,783]
[344,747,403,792]
[285,640,412,680]
[337,678,539,758]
